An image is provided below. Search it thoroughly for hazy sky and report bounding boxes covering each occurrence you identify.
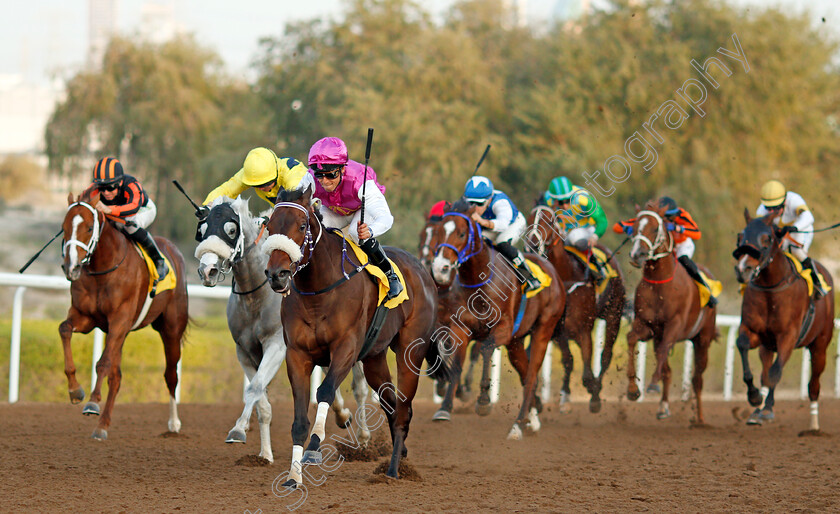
[1,0,837,86]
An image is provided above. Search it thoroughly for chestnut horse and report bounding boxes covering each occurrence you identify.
[263,187,447,485]
[733,211,835,430]
[429,200,565,439]
[624,201,716,424]
[525,204,626,413]
[59,189,188,440]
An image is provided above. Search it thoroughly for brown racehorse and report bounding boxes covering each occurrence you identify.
[524,204,626,413]
[733,210,835,431]
[428,200,565,439]
[624,201,716,424]
[59,189,188,440]
[263,187,447,485]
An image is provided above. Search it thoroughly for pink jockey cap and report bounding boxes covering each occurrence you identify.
[308,137,348,169]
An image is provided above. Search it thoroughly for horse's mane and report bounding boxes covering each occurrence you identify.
[79,187,99,205]
[643,199,666,214]
[449,199,473,214]
[230,197,260,243]
[277,185,324,222]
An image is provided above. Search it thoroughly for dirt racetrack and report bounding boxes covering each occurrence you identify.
[2,398,839,513]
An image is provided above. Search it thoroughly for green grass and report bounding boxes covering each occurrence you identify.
[1,318,837,405]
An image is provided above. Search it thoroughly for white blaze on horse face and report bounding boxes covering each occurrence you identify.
[631,218,649,259]
[68,214,84,271]
[737,255,751,275]
[421,226,433,259]
[431,220,458,284]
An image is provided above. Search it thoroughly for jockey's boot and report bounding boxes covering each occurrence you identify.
[588,251,607,283]
[678,255,717,307]
[801,257,827,298]
[361,237,403,301]
[130,228,169,282]
[497,241,541,292]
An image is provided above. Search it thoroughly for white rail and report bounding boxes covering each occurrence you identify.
[4,272,840,406]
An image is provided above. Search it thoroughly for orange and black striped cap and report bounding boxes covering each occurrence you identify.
[93,157,124,184]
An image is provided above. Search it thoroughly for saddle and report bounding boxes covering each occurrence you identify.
[692,270,722,309]
[564,246,617,295]
[134,242,176,297]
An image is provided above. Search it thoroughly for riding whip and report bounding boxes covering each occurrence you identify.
[359,128,374,226]
[471,144,491,177]
[172,180,203,214]
[19,228,64,273]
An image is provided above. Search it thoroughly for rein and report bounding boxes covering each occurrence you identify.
[527,205,563,256]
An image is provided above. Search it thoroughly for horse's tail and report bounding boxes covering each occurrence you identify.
[424,325,454,383]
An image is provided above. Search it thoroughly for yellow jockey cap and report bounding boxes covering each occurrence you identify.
[241,147,279,186]
[760,180,786,208]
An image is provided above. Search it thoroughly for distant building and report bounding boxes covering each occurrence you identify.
[0,74,61,155]
[88,0,117,70]
[140,1,185,44]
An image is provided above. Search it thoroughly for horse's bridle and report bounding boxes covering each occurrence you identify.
[433,212,485,270]
[63,201,104,267]
[733,229,794,288]
[526,205,563,256]
[270,201,324,277]
[633,210,674,261]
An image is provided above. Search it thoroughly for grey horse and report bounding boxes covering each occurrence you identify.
[195,197,370,462]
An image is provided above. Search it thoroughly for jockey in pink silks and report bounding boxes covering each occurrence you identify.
[308,136,403,300]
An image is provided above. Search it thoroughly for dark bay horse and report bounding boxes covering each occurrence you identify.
[263,187,447,485]
[525,204,626,413]
[429,201,565,439]
[624,201,716,424]
[59,189,188,440]
[733,210,835,430]
[194,197,369,462]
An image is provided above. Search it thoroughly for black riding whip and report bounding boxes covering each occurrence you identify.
[358,128,374,226]
[19,228,64,273]
[172,180,202,213]
[471,144,491,177]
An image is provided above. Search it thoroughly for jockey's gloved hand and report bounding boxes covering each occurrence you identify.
[778,225,796,236]
[195,205,209,219]
[622,225,633,235]
[666,222,683,233]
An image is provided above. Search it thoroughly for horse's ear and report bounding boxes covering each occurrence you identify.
[67,192,74,205]
[312,197,322,212]
[743,207,751,223]
[634,203,641,213]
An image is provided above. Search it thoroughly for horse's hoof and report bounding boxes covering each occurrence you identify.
[302,450,322,465]
[656,407,671,420]
[627,389,641,402]
[746,408,764,426]
[282,479,298,489]
[168,419,181,433]
[589,398,602,414]
[747,390,762,407]
[558,402,572,414]
[475,402,493,416]
[335,410,352,429]
[432,409,451,421]
[526,408,541,432]
[759,409,775,422]
[258,452,274,464]
[69,387,85,404]
[646,383,660,394]
[226,428,246,444]
[82,402,100,416]
[507,424,523,441]
[91,428,107,440]
[456,389,470,402]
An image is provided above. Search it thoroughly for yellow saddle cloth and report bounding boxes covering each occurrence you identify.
[346,237,409,309]
[135,243,177,296]
[522,259,552,298]
[564,246,619,295]
[693,271,722,308]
